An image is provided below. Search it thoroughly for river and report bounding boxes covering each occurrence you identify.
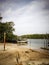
[27,39,48,49]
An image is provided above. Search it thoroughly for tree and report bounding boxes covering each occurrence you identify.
[0,21,16,42]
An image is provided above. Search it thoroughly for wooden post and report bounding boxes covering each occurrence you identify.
[4,32,6,51]
[44,36,45,48]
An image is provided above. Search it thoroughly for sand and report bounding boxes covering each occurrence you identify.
[0,43,49,65]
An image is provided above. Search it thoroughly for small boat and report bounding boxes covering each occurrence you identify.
[17,41,27,43]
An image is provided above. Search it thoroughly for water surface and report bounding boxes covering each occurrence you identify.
[27,39,47,49]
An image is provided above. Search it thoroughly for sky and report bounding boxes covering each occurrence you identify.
[0,0,49,35]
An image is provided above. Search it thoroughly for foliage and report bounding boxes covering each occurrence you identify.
[20,34,49,39]
[0,22,14,33]
[0,22,17,43]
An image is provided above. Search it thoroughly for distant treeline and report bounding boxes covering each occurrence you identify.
[21,34,49,39]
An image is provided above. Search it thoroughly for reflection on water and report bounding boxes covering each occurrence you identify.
[27,39,47,49]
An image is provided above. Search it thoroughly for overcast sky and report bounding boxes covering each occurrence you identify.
[0,0,49,35]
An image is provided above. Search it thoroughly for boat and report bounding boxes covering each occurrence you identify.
[17,40,27,43]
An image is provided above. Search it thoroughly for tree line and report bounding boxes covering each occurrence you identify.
[20,34,49,39]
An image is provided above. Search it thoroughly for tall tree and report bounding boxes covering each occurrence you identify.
[0,22,15,42]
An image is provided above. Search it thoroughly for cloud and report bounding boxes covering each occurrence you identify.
[0,0,49,35]
[0,0,33,13]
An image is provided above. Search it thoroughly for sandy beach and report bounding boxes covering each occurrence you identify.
[0,43,49,65]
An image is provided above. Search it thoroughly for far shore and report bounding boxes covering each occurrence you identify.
[0,43,49,65]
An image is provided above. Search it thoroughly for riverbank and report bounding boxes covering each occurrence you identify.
[0,43,49,65]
